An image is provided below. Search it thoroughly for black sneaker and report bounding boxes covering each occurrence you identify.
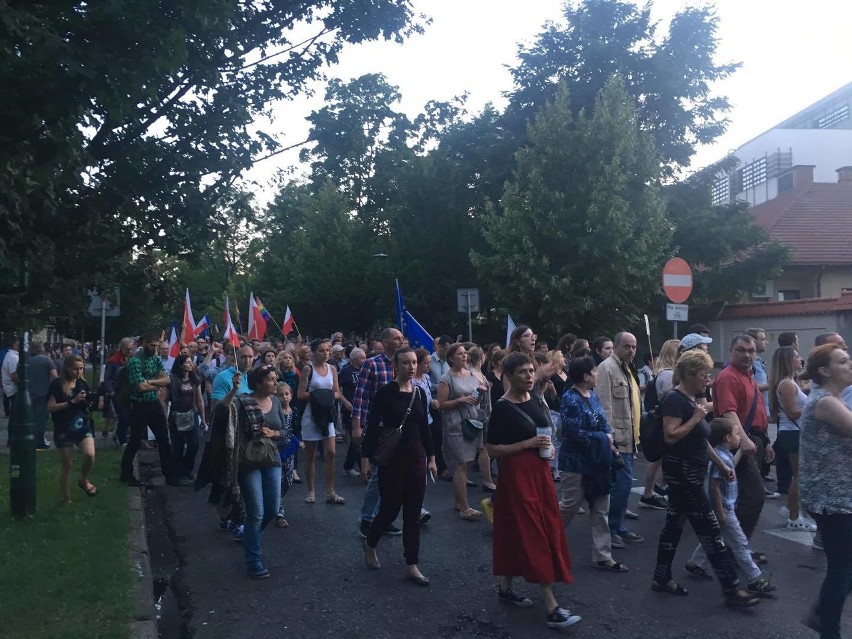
[653,483,668,497]
[385,523,402,536]
[358,520,371,539]
[640,495,668,510]
[498,587,533,607]
[419,511,432,525]
[747,576,777,597]
[547,607,582,628]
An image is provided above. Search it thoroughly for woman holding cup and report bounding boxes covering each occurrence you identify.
[485,352,581,629]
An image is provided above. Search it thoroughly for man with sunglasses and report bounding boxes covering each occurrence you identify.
[713,334,775,553]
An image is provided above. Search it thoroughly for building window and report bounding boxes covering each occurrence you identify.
[711,175,730,206]
[778,289,801,301]
[741,157,767,191]
[817,104,849,129]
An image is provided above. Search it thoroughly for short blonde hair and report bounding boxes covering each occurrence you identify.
[674,349,713,384]
[548,349,565,369]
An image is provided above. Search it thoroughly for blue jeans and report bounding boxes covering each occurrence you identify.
[360,467,381,522]
[238,466,282,568]
[810,513,852,639]
[608,452,634,535]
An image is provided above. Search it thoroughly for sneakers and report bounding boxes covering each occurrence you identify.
[747,576,777,597]
[653,483,669,497]
[247,563,270,579]
[610,533,626,549]
[764,488,780,499]
[625,509,639,520]
[344,468,361,478]
[620,530,644,543]
[787,517,817,532]
[358,520,371,539]
[481,497,494,524]
[640,495,668,510]
[547,607,582,628]
[233,524,245,542]
[218,518,235,532]
[419,510,432,525]
[498,587,533,607]
[385,523,402,536]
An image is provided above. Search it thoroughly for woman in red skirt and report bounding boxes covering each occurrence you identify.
[486,351,582,629]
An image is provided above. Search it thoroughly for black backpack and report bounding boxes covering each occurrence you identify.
[643,374,659,413]
[639,388,673,462]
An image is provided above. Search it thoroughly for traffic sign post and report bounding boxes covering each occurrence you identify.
[88,289,120,384]
[457,288,480,343]
[662,259,693,339]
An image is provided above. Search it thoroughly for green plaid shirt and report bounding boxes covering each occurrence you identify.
[126,352,165,403]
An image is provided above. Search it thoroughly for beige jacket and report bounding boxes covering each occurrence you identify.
[596,354,637,453]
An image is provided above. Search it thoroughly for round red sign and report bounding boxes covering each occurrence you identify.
[662,258,693,304]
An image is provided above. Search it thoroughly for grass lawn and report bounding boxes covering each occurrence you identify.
[0,448,132,639]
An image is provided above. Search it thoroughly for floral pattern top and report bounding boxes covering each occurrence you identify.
[558,387,613,475]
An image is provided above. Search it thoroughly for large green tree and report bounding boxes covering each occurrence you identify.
[472,78,671,336]
[0,0,422,332]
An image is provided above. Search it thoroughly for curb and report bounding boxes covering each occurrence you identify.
[128,457,158,639]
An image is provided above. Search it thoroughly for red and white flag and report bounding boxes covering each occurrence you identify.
[222,296,241,348]
[181,288,196,345]
[281,305,294,336]
[247,292,267,340]
[193,314,210,336]
[164,325,180,372]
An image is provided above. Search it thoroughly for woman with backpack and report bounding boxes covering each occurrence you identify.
[639,339,680,510]
[297,338,344,505]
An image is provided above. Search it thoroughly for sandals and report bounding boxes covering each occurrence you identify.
[651,579,688,596]
[275,515,289,528]
[684,561,714,581]
[724,589,762,608]
[304,493,316,504]
[595,560,629,573]
[326,493,346,505]
[459,507,482,521]
[363,541,381,570]
[751,551,768,565]
[78,480,98,497]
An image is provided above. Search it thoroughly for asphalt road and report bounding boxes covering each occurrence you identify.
[141,450,847,639]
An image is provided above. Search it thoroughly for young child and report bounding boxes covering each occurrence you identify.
[685,418,777,596]
[275,383,301,528]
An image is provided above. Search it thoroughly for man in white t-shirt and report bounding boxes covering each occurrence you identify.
[2,338,20,439]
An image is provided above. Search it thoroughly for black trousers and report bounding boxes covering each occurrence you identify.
[121,401,174,481]
[735,435,766,539]
[655,456,738,591]
[430,408,446,474]
[366,444,426,565]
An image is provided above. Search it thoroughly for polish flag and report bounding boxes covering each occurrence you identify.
[281,306,294,336]
[181,288,197,345]
[222,296,241,348]
[164,325,180,372]
[193,314,210,336]
[247,293,267,340]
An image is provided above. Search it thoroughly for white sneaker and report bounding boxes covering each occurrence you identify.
[787,517,817,532]
[778,506,790,519]
[344,468,360,478]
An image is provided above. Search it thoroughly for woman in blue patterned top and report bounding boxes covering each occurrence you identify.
[799,343,852,638]
[557,356,627,572]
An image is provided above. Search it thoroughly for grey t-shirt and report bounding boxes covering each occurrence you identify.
[29,354,57,397]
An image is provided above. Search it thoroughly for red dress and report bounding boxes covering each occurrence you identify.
[490,399,573,584]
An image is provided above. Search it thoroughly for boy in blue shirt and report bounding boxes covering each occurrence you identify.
[686,418,777,596]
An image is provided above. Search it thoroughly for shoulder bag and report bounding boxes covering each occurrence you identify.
[373,387,419,466]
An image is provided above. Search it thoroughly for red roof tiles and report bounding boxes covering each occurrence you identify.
[718,291,852,319]
[750,182,852,265]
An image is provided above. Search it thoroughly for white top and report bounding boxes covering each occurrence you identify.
[1,349,19,396]
[655,369,674,396]
[777,379,806,431]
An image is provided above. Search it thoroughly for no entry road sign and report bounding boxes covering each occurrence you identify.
[662,258,693,304]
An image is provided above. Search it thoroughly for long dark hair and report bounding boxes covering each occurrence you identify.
[507,325,532,354]
[768,346,797,422]
[171,354,201,385]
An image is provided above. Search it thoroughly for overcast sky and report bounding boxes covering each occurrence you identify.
[244,0,852,200]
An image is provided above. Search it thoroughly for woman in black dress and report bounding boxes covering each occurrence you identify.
[362,347,437,586]
[486,352,581,629]
[47,355,96,503]
[167,354,206,482]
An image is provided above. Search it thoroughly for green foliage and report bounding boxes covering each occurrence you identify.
[0,1,421,333]
[472,79,671,336]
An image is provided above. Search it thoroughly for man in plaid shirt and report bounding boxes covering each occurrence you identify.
[353,327,404,538]
[120,332,187,487]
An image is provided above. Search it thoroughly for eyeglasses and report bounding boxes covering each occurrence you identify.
[733,347,757,355]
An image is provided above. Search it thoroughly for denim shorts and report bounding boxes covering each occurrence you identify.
[54,429,94,449]
[776,429,800,454]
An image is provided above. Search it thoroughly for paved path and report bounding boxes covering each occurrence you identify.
[142,448,847,639]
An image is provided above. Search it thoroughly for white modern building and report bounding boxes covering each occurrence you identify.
[712,82,852,207]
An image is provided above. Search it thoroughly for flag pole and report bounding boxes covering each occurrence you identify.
[644,314,655,371]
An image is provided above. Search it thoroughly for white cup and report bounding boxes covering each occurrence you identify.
[536,427,552,459]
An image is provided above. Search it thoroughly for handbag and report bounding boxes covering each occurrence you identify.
[373,387,419,466]
[173,410,196,432]
[462,418,484,441]
[239,436,279,467]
